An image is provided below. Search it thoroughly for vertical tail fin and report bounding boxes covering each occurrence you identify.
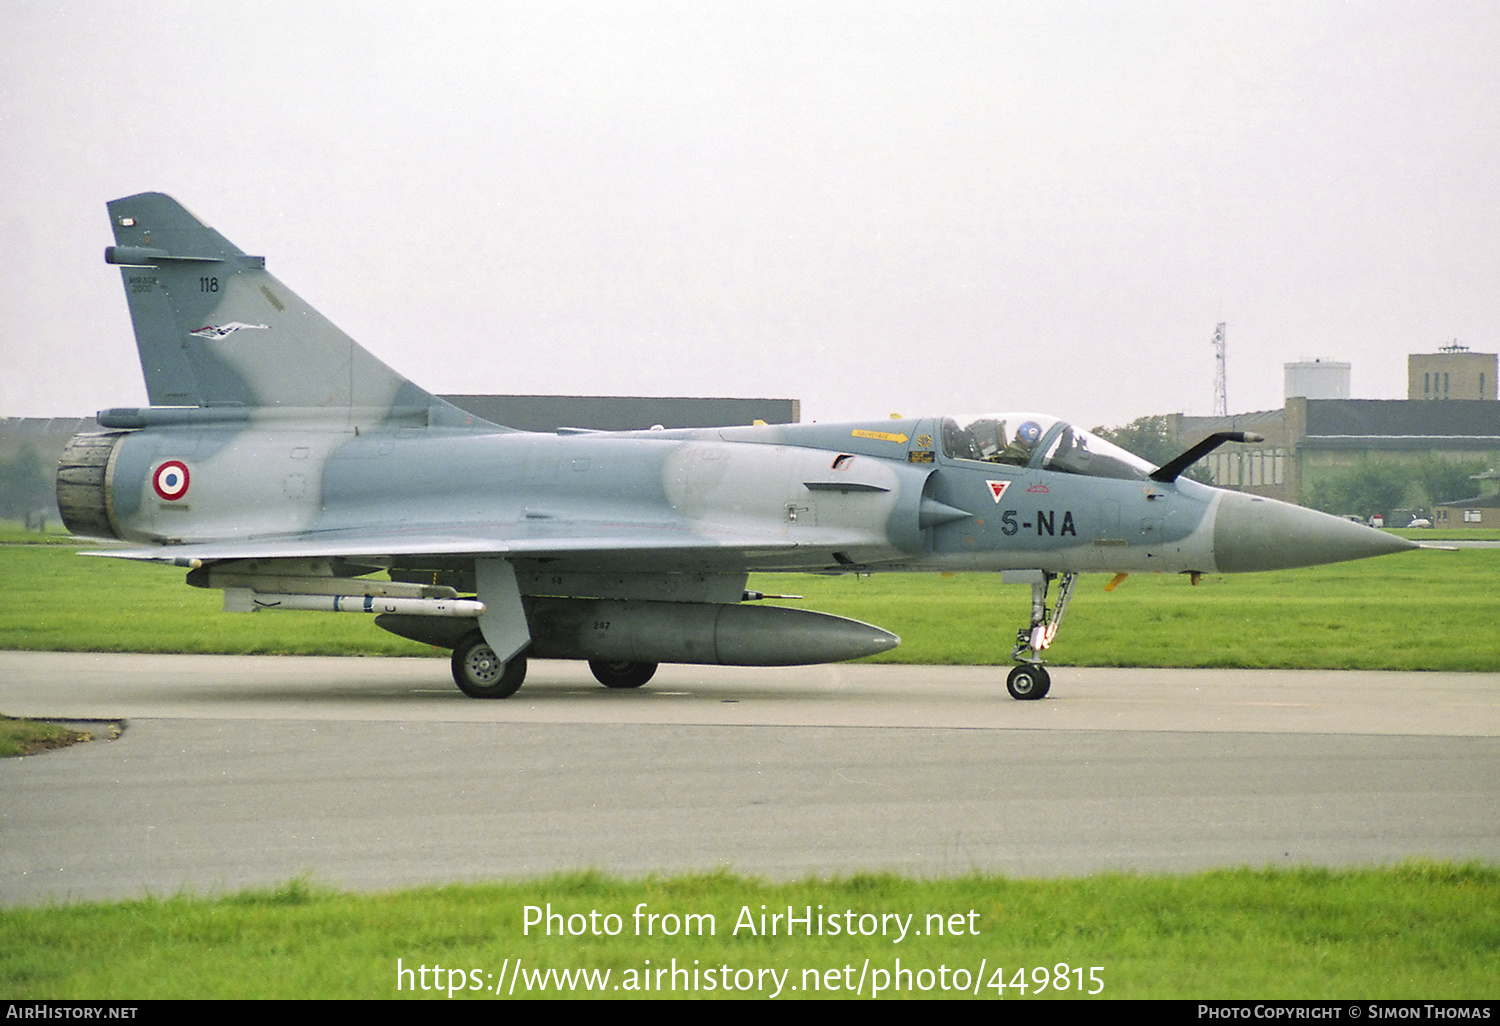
[105,193,480,425]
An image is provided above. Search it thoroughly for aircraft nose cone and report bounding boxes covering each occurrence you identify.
[1211,491,1418,573]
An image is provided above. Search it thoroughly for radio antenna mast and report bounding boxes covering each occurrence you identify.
[1211,322,1228,417]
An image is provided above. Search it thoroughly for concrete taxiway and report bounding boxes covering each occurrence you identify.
[1,653,1496,906]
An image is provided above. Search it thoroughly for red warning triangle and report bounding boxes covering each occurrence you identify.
[986,480,1010,503]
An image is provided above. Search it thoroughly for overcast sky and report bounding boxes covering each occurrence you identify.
[3,1,1496,428]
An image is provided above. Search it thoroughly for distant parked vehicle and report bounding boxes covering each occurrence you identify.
[1407,517,1433,529]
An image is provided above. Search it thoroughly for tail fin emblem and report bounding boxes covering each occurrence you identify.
[188,322,269,340]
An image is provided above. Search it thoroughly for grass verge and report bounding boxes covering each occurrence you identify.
[3,541,1498,670]
[2,864,1494,999]
[0,714,94,757]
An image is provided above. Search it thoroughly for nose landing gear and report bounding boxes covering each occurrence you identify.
[1005,570,1076,701]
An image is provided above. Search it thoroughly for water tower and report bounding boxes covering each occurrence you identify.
[1285,359,1351,400]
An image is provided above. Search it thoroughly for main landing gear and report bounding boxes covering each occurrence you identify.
[588,660,658,689]
[450,632,661,697]
[1006,571,1077,701]
[451,630,527,699]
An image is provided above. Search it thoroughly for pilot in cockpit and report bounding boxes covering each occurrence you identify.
[997,420,1042,466]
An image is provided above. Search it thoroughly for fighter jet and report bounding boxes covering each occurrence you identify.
[57,193,1417,700]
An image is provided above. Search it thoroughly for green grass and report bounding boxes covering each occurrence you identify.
[0,522,81,544]
[0,714,92,757]
[0,543,436,656]
[3,541,1498,670]
[797,549,1500,671]
[1390,528,1500,541]
[2,865,1493,999]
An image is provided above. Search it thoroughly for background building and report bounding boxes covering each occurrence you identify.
[1167,348,1500,519]
[1408,346,1497,401]
[1434,469,1500,530]
[1168,398,1500,510]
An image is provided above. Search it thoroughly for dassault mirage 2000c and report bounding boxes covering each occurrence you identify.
[57,193,1417,700]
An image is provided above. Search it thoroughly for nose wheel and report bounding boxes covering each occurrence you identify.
[1006,664,1050,700]
[1005,571,1076,701]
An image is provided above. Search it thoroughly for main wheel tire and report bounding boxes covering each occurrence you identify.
[589,660,658,689]
[451,631,527,698]
[1006,664,1051,701]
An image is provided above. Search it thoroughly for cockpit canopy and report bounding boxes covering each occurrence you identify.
[940,413,1155,481]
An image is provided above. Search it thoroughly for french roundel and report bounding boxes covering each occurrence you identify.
[152,460,191,501]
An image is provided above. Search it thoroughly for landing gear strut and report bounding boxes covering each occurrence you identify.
[1006,571,1077,701]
